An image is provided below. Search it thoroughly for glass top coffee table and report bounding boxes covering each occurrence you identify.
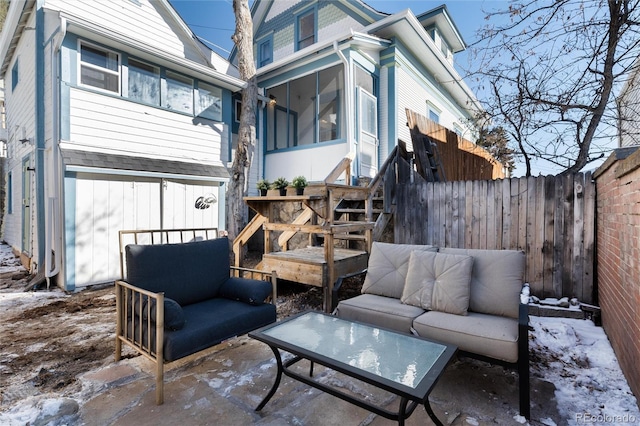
[249,311,457,426]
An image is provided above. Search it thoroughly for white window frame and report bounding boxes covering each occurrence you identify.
[78,40,121,94]
[427,102,441,124]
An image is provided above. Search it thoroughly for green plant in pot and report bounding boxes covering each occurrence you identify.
[292,175,308,195]
[272,177,289,196]
[256,179,270,196]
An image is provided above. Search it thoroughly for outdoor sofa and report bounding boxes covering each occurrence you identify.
[334,242,530,419]
[115,236,277,405]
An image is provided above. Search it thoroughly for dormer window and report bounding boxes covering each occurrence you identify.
[296,8,316,50]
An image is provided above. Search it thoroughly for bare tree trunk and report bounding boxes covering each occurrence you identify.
[227,0,257,250]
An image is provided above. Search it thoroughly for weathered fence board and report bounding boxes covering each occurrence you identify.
[394,174,596,303]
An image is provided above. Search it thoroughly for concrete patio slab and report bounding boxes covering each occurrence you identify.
[77,335,560,425]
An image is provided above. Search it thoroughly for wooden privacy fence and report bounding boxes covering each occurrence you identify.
[394,173,596,304]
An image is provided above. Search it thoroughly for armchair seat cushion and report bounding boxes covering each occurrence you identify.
[164,298,276,362]
[412,310,519,363]
[334,294,425,334]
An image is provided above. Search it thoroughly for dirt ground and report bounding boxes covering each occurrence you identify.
[0,265,363,410]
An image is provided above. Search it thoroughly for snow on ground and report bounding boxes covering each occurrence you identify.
[529,316,639,425]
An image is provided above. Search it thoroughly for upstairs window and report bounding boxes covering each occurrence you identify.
[11,60,19,91]
[296,9,316,50]
[258,37,273,67]
[196,82,222,121]
[128,59,160,105]
[428,103,441,124]
[79,42,120,93]
[162,71,193,114]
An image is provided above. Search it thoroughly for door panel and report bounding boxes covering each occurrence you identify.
[359,88,378,178]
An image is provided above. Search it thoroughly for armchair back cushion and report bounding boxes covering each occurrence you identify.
[439,248,525,319]
[361,242,437,299]
[125,237,230,306]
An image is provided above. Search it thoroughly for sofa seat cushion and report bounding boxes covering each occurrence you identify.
[335,294,425,334]
[412,311,519,363]
[163,299,276,362]
[361,242,437,299]
[401,250,474,315]
[439,248,525,319]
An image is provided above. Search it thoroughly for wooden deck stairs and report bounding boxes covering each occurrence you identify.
[233,112,444,311]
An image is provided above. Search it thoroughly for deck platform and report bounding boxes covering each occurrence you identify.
[261,246,368,288]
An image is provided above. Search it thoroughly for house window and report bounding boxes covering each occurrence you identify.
[258,38,273,67]
[428,103,441,124]
[195,82,222,121]
[7,172,12,214]
[318,67,342,142]
[266,64,343,151]
[453,124,463,137]
[79,42,120,93]
[128,59,160,105]
[11,60,18,91]
[235,99,242,123]
[162,71,193,114]
[440,37,450,59]
[296,9,316,50]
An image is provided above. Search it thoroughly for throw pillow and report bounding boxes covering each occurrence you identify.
[361,242,438,299]
[401,250,474,315]
[134,296,186,331]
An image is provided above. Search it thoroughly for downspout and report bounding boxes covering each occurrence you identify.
[45,16,66,286]
[35,2,46,275]
[333,39,354,183]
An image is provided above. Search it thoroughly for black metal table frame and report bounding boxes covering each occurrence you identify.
[249,311,457,426]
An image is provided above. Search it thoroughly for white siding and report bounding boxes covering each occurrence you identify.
[2,11,38,260]
[395,64,474,151]
[67,88,227,166]
[45,0,206,64]
[264,143,349,183]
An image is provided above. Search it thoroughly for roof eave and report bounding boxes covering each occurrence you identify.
[0,0,37,77]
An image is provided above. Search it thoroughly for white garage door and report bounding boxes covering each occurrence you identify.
[70,174,220,287]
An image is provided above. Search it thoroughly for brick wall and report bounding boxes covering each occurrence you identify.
[594,147,640,400]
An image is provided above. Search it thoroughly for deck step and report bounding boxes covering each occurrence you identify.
[333,234,367,241]
[335,208,383,214]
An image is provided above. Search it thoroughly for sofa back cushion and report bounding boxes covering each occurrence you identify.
[401,250,474,316]
[126,237,230,306]
[361,242,437,299]
[439,248,525,319]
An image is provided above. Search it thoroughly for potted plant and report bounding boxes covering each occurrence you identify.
[271,177,289,196]
[292,175,308,195]
[256,179,270,196]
